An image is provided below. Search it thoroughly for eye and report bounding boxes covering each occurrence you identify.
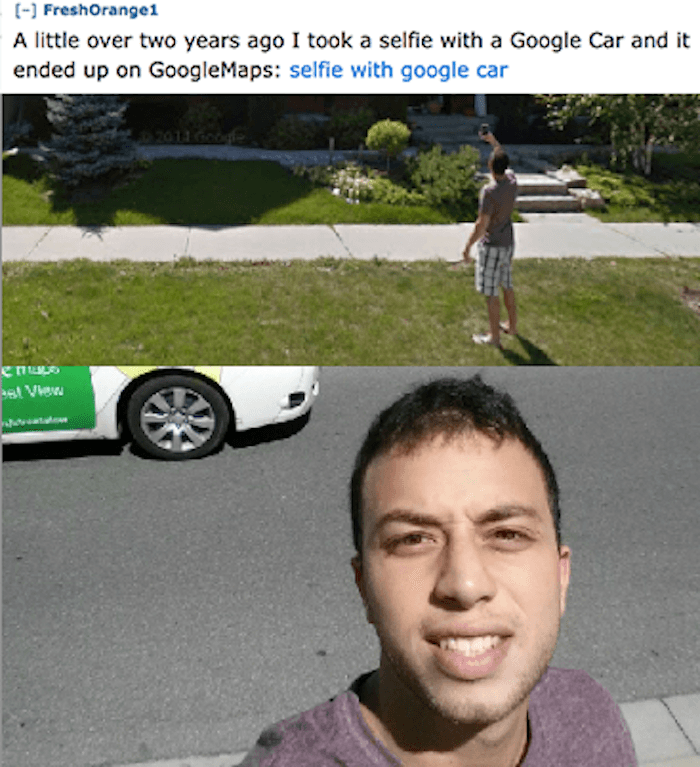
[490,528,533,548]
[386,531,434,552]
[495,529,523,540]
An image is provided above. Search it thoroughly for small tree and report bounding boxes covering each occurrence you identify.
[366,119,411,169]
[42,95,136,187]
[538,94,700,176]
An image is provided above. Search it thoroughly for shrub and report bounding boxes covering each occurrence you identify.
[326,108,376,149]
[406,145,481,218]
[264,115,323,150]
[2,151,44,182]
[576,164,656,208]
[369,177,427,206]
[293,163,333,186]
[126,96,188,138]
[247,96,285,145]
[365,119,411,158]
[177,101,223,142]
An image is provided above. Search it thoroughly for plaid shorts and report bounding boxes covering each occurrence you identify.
[475,243,514,296]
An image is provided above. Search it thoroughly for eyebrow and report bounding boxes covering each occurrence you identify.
[374,504,544,533]
[477,504,543,525]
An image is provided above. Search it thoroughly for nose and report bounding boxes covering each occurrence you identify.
[432,533,497,609]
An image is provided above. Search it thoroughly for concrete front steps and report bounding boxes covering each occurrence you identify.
[515,172,582,213]
[474,169,603,213]
[515,168,604,213]
[473,169,603,213]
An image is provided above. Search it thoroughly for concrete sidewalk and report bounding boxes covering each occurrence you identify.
[104,691,700,767]
[3,217,700,263]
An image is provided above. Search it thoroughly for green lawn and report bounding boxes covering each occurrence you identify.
[5,151,700,226]
[4,258,699,365]
[2,155,455,227]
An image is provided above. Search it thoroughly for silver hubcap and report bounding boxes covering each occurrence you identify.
[139,386,217,453]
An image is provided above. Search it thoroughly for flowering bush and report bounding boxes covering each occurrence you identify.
[295,161,428,207]
[328,163,375,202]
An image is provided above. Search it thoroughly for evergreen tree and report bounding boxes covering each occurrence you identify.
[42,95,136,187]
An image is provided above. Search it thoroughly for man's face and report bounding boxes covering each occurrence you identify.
[353,433,570,727]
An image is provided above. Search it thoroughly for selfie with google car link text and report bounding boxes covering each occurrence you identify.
[3,367,699,767]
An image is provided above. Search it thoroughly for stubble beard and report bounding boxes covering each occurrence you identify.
[381,623,560,728]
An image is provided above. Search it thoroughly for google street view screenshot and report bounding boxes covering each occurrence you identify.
[2,3,699,767]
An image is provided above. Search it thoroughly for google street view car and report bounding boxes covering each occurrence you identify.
[2,366,319,460]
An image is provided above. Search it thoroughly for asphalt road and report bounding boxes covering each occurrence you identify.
[3,367,700,767]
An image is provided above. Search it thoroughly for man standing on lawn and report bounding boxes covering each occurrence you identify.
[463,131,518,348]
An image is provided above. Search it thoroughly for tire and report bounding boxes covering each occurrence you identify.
[126,374,231,460]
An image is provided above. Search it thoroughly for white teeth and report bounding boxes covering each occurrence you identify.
[439,635,502,656]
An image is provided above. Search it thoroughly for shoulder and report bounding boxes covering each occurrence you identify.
[239,681,394,767]
[525,668,637,766]
[239,693,351,767]
[480,180,497,207]
[531,667,622,715]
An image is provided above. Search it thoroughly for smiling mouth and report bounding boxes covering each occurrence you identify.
[438,635,505,657]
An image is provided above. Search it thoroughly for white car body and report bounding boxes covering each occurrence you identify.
[2,366,319,451]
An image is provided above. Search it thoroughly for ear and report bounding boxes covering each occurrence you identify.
[558,545,571,616]
[351,554,374,624]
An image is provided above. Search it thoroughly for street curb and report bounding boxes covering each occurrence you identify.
[640,760,700,767]
[111,754,247,767]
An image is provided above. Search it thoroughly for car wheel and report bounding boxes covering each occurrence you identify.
[126,374,231,460]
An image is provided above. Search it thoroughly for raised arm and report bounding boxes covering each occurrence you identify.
[481,131,502,151]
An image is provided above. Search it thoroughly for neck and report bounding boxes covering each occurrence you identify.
[358,667,530,767]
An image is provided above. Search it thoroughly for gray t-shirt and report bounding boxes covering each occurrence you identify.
[480,169,518,248]
[240,667,637,766]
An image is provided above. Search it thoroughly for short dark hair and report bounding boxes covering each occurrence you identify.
[489,149,510,175]
[350,376,561,555]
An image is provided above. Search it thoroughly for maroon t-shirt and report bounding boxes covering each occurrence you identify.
[240,668,637,766]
